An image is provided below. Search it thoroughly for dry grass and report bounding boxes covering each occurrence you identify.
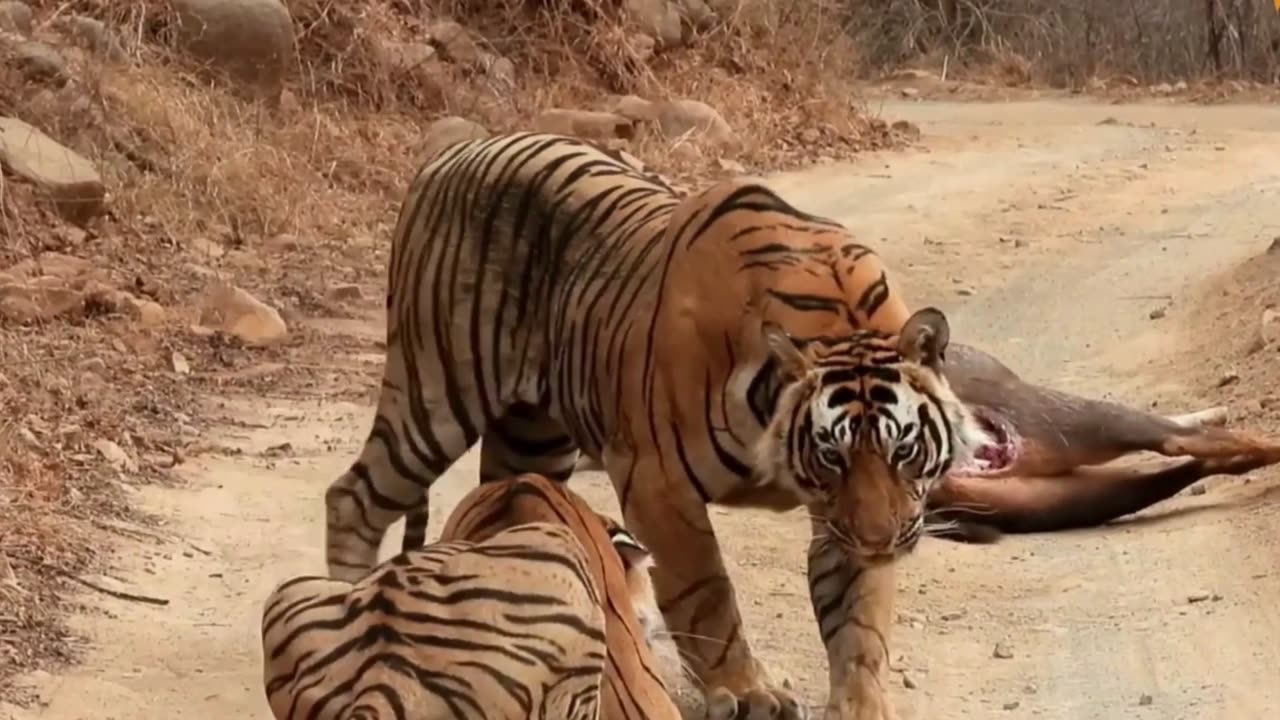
[845,0,1280,89]
[0,0,905,693]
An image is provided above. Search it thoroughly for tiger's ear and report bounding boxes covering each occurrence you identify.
[609,527,652,571]
[898,306,951,370]
[761,321,812,381]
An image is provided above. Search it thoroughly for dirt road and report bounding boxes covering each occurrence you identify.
[6,97,1280,720]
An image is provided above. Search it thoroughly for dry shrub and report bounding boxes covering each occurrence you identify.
[845,0,1280,87]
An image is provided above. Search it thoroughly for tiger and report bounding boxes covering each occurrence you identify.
[322,132,992,720]
[262,473,681,720]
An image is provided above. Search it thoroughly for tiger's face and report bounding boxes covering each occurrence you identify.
[753,307,990,565]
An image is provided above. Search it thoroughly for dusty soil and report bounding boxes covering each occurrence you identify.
[4,96,1279,720]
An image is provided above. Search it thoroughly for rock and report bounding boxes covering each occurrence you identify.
[939,610,965,621]
[624,0,684,48]
[12,41,70,86]
[0,279,86,323]
[377,39,437,71]
[1002,700,1020,711]
[956,286,975,297]
[1138,693,1153,706]
[120,294,166,328]
[483,54,516,87]
[716,157,745,173]
[1216,371,1239,388]
[421,116,489,160]
[901,672,918,689]
[1186,591,1211,603]
[427,20,482,66]
[1153,82,1173,95]
[51,15,128,62]
[1214,143,1227,151]
[1148,307,1166,320]
[533,109,635,141]
[992,642,1014,659]
[1188,483,1206,496]
[199,283,288,346]
[6,251,92,279]
[612,94,657,122]
[0,1,31,34]
[0,117,106,224]
[1173,80,1188,92]
[900,87,920,98]
[678,0,718,30]
[653,99,736,146]
[171,351,191,375]
[887,68,935,81]
[93,438,138,473]
[327,283,362,302]
[891,119,922,142]
[1260,308,1280,345]
[170,0,295,101]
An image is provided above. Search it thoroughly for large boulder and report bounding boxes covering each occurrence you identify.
[198,282,288,346]
[611,96,737,147]
[170,0,295,101]
[533,109,635,141]
[420,116,489,161]
[0,117,105,224]
[623,0,684,48]
[0,1,31,35]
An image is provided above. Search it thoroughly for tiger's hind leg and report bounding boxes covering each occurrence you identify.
[398,401,581,553]
[325,354,485,581]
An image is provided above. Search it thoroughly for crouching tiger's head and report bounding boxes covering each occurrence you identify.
[753,307,990,564]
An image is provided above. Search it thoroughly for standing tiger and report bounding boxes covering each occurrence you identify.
[263,473,681,720]
[324,131,993,720]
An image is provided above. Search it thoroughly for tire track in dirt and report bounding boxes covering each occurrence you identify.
[5,98,1280,720]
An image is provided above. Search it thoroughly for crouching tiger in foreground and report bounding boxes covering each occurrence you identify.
[263,474,681,720]
[325,131,994,720]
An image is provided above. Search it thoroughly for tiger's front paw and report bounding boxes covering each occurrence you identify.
[706,682,810,720]
[822,675,894,720]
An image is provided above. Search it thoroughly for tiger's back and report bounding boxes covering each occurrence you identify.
[261,522,608,720]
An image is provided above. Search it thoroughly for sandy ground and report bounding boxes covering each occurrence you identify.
[5,97,1280,720]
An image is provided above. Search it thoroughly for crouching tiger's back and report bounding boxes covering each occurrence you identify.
[261,474,680,720]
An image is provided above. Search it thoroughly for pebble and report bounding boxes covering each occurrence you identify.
[1188,484,1207,496]
[1003,700,1020,710]
[902,673,918,690]
[993,642,1014,659]
[940,610,965,621]
[1148,307,1167,320]
[1138,693,1154,706]
[1186,591,1212,603]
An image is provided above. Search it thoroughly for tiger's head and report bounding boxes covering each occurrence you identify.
[752,306,991,565]
[597,515,665,645]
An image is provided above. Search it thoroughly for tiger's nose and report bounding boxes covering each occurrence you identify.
[857,518,898,549]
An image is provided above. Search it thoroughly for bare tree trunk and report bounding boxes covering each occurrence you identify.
[1205,0,1223,74]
